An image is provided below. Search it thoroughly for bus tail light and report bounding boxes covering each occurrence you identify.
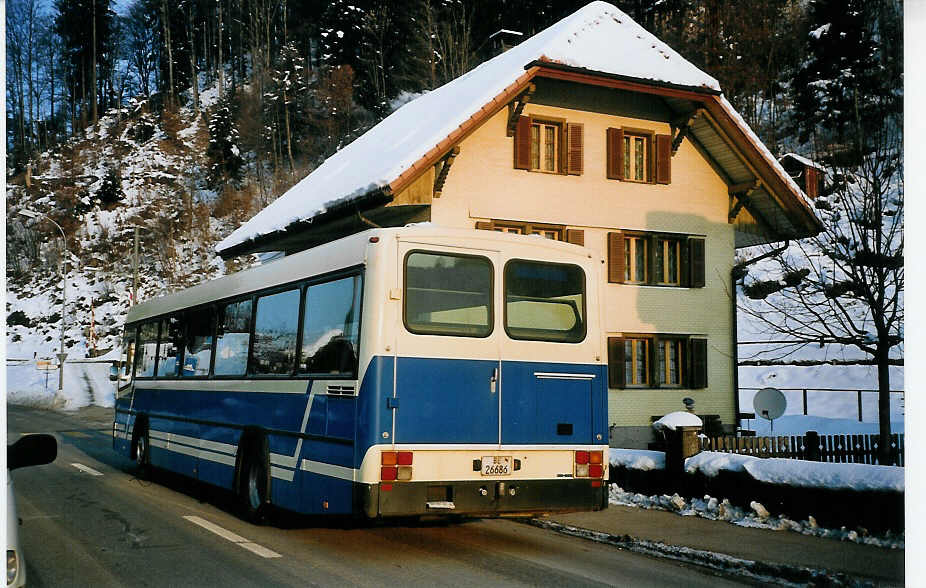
[575,450,604,478]
[382,451,413,481]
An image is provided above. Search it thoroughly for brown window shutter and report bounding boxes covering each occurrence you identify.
[607,231,625,283]
[607,337,625,389]
[689,237,705,288]
[566,229,585,246]
[606,128,623,180]
[475,221,493,231]
[514,115,532,170]
[647,337,656,388]
[647,135,656,183]
[655,134,672,184]
[566,123,584,175]
[689,338,708,389]
[680,239,691,287]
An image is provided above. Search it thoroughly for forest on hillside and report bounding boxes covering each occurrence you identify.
[7,0,902,180]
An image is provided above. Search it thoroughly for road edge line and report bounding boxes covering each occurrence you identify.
[183,515,282,559]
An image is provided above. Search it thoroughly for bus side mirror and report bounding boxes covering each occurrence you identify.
[8,434,57,471]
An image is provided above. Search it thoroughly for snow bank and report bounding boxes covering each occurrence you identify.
[6,361,115,410]
[686,451,904,492]
[653,411,702,431]
[609,485,904,549]
[610,448,665,471]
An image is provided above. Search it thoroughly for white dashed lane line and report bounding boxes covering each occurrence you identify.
[71,463,104,476]
[183,515,282,559]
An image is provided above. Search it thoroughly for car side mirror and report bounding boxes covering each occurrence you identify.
[7,434,57,470]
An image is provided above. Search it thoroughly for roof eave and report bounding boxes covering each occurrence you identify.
[217,186,394,259]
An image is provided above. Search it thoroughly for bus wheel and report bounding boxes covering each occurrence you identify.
[133,424,150,479]
[239,448,268,524]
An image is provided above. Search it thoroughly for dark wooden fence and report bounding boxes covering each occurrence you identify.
[700,432,904,466]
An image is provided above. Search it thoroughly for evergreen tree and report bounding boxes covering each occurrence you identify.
[54,0,115,128]
[207,95,245,188]
[790,0,902,160]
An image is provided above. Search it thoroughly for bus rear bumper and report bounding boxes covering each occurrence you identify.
[358,479,608,518]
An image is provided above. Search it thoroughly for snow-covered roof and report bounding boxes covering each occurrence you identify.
[216,1,720,255]
[653,411,704,431]
[781,152,827,172]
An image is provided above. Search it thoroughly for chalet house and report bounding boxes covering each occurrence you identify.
[217,2,821,448]
[780,152,827,199]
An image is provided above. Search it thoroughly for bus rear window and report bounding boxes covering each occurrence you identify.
[405,252,492,337]
[504,260,586,343]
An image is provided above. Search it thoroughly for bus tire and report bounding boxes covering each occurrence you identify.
[132,419,150,480]
[238,442,269,524]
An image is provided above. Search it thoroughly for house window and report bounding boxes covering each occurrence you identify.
[654,238,681,285]
[478,220,565,241]
[607,335,707,390]
[624,338,650,386]
[624,236,647,283]
[657,338,684,387]
[624,134,648,182]
[608,231,705,288]
[531,121,560,173]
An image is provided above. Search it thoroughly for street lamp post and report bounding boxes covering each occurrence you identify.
[19,209,68,392]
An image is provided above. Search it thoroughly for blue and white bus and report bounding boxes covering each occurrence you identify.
[113,226,609,519]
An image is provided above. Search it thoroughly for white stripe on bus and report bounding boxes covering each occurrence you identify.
[270,466,295,482]
[299,459,356,482]
[149,429,238,456]
[149,438,237,467]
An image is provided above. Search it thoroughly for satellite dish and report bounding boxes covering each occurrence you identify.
[753,387,787,431]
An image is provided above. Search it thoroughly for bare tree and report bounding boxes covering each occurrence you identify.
[738,120,903,463]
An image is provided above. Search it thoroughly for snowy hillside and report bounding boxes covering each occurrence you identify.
[6,84,246,364]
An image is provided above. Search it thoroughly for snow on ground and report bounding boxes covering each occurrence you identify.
[608,484,904,549]
[740,414,905,436]
[611,447,904,493]
[610,448,665,471]
[738,364,904,425]
[6,361,115,410]
[685,451,904,492]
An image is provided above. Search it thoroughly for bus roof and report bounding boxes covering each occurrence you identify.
[126,225,593,324]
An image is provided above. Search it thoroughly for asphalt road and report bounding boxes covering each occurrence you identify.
[7,405,750,587]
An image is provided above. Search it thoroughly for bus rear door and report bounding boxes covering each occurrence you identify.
[393,243,501,445]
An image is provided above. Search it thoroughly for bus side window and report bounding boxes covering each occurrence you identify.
[117,326,137,396]
[299,275,362,376]
[251,289,300,375]
[136,321,159,377]
[156,316,184,377]
[182,308,216,377]
[215,299,252,376]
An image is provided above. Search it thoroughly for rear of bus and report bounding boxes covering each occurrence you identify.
[356,228,608,517]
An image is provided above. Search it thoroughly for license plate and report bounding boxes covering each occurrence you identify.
[481,456,511,476]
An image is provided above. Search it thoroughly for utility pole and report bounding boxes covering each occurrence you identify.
[19,209,68,392]
[133,227,139,305]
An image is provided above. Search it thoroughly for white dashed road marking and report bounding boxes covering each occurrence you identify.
[71,463,104,476]
[183,515,282,558]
